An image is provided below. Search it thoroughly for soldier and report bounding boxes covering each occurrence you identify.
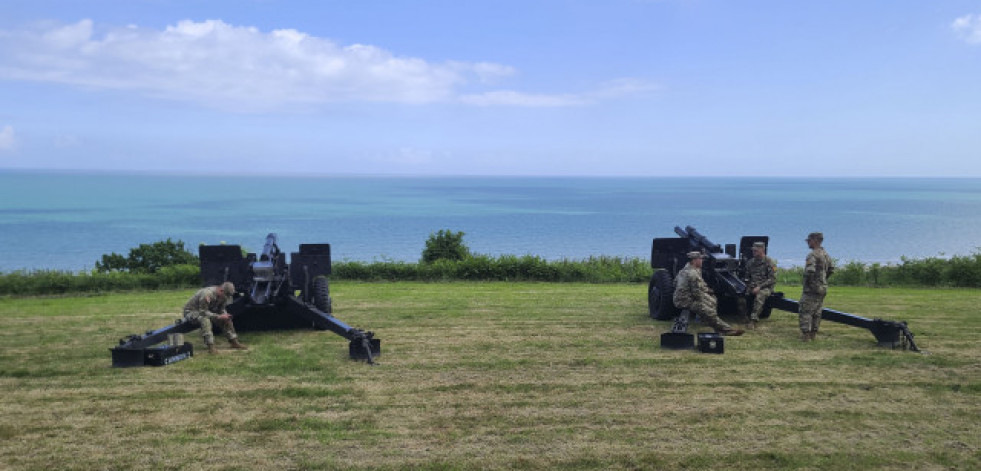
[673,251,744,336]
[741,241,777,330]
[182,281,248,353]
[800,232,834,341]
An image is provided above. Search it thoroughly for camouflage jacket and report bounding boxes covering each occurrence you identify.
[745,255,777,291]
[673,263,715,309]
[182,286,230,318]
[803,247,834,295]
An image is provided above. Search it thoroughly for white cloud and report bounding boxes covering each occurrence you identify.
[0,125,15,151]
[458,78,659,107]
[952,13,981,44]
[0,19,650,110]
[459,90,591,107]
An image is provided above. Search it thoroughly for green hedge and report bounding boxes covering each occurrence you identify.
[0,264,200,296]
[775,252,981,288]
[333,255,652,282]
[3,252,981,296]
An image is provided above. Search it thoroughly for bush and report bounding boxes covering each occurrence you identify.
[95,239,198,274]
[947,252,981,287]
[421,230,471,263]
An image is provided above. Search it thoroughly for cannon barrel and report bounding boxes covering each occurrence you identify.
[671,225,745,296]
[675,225,723,254]
[251,233,288,305]
[260,233,279,261]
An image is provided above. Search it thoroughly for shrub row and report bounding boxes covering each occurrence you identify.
[333,255,653,282]
[773,252,981,288]
[2,252,980,296]
[0,264,200,296]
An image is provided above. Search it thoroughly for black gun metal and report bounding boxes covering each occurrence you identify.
[649,225,919,351]
[110,233,380,367]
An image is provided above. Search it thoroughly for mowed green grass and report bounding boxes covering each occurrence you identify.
[0,282,978,470]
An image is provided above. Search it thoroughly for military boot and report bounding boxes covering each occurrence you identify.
[747,320,757,331]
[800,331,812,342]
[207,343,219,354]
[229,339,249,350]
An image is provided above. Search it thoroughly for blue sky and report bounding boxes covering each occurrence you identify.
[1,0,980,176]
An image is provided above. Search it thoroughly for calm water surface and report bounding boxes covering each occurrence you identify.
[1,171,979,271]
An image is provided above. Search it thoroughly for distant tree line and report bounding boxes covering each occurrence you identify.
[1,231,979,295]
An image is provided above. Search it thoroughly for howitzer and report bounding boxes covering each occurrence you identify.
[648,225,919,351]
[110,234,380,367]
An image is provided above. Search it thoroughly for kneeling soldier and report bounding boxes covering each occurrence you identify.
[673,251,744,336]
[182,281,248,353]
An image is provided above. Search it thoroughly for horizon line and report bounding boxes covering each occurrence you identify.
[2,167,980,180]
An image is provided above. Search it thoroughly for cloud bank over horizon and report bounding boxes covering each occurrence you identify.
[0,19,653,111]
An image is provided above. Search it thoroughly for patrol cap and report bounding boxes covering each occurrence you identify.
[752,241,766,249]
[686,251,706,259]
[807,232,824,242]
[221,281,235,297]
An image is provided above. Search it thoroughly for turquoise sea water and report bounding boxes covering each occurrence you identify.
[1,171,980,272]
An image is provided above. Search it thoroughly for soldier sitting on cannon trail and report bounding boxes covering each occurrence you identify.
[740,241,777,330]
[182,281,249,354]
[673,251,744,336]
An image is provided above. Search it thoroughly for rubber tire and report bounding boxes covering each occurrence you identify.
[648,270,678,320]
[313,276,332,314]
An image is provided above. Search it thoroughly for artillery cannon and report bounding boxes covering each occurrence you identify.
[110,234,380,367]
[648,225,918,351]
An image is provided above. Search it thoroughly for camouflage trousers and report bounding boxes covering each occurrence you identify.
[738,287,773,322]
[687,301,732,332]
[183,310,238,345]
[798,292,825,333]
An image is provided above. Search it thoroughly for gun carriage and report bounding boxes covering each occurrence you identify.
[110,234,380,367]
[649,225,918,351]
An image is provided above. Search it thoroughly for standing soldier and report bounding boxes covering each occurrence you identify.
[742,241,777,330]
[800,232,834,341]
[182,281,249,353]
[673,251,744,336]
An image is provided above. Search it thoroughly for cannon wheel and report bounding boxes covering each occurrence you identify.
[648,270,677,320]
[313,276,332,314]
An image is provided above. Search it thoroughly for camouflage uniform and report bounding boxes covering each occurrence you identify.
[743,254,777,322]
[182,286,238,346]
[673,262,733,333]
[800,245,834,335]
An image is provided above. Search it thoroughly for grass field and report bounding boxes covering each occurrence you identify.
[1,282,978,470]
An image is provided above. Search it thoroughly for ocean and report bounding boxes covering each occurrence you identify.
[1,171,980,272]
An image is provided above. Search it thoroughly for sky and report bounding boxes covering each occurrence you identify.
[0,0,980,177]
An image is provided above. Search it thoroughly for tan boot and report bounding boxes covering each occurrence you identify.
[229,339,249,350]
[800,331,811,342]
[207,343,219,354]
[747,321,757,331]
